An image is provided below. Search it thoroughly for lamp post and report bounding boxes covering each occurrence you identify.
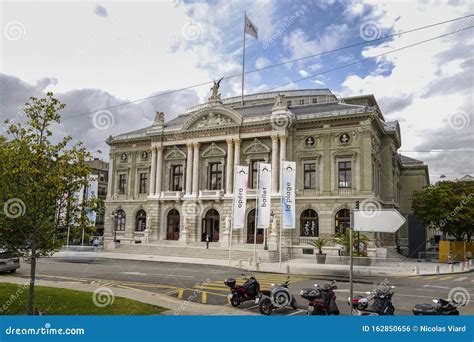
[265,211,274,251]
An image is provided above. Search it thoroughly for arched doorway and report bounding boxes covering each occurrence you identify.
[247,209,263,244]
[300,209,319,237]
[335,209,350,234]
[166,209,180,240]
[135,210,147,231]
[202,209,220,242]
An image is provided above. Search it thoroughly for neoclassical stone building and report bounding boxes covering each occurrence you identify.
[104,88,428,256]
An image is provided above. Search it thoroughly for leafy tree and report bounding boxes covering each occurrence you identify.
[0,93,94,315]
[412,181,474,241]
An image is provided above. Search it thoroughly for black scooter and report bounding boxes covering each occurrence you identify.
[349,284,395,316]
[225,274,261,307]
[413,298,463,315]
[301,280,340,315]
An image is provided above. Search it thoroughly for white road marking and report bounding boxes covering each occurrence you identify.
[119,271,194,278]
[243,305,260,310]
[287,309,306,316]
[422,285,451,289]
[454,276,468,282]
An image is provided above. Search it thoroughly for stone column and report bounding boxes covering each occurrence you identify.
[106,151,115,200]
[155,146,163,197]
[192,142,200,195]
[271,135,279,193]
[279,134,287,162]
[149,147,157,196]
[234,138,241,165]
[226,139,234,194]
[185,143,193,195]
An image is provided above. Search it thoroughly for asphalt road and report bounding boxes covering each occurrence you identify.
[6,257,474,316]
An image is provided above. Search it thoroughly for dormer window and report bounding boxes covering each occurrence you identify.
[299,99,305,105]
[312,98,318,104]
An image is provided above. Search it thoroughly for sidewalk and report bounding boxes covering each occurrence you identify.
[0,276,254,316]
[53,251,473,277]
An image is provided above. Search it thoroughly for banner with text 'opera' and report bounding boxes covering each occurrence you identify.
[281,161,296,229]
[257,162,272,229]
[232,165,249,229]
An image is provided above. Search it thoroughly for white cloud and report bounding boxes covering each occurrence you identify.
[298,69,309,77]
[255,57,271,69]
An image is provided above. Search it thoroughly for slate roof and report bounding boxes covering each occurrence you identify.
[398,154,424,165]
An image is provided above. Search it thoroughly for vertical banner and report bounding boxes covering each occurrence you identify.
[281,161,296,229]
[257,163,272,229]
[232,165,249,229]
[85,175,99,225]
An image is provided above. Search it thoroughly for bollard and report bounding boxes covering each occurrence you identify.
[435,265,440,274]
[449,264,454,273]
[286,264,290,274]
[238,259,243,268]
[255,262,260,271]
[414,265,420,275]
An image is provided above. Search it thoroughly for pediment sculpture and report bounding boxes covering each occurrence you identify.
[195,112,233,128]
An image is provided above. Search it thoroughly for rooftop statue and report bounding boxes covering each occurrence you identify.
[209,77,223,102]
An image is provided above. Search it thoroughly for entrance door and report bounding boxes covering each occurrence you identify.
[247,209,263,244]
[202,209,220,242]
[166,209,180,240]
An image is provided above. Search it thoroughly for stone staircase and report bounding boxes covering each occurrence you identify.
[108,242,290,263]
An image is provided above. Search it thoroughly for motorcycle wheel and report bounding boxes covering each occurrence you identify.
[230,296,240,307]
[259,298,273,315]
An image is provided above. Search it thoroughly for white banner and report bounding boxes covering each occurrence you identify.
[232,165,249,229]
[257,163,271,229]
[281,161,296,229]
[85,174,99,225]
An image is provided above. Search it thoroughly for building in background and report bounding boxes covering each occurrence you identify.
[103,88,429,260]
[85,158,109,236]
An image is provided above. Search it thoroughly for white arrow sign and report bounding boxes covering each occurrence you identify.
[353,209,406,233]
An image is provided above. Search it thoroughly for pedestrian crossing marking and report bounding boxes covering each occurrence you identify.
[439,276,454,281]
[454,276,468,282]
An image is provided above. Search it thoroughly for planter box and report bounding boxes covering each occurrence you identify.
[316,254,327,264]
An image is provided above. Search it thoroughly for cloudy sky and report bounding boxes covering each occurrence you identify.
[1,0,473,182]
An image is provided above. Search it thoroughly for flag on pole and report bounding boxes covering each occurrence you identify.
[281,161,296,229]
[244,14,258,39]
[232,165,249,229]
[257,163,271,229]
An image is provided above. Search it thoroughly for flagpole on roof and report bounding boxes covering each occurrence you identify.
[241,11,246,106]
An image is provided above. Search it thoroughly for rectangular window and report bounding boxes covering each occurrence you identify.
[312,98,318,104]
[286,100,292,107]
[171,165,183,191]
[338,161,352,188]
[139,172,148,194]
[250,160,264,189]
[209,163,222,190]
[304,163,316,189]
[118,174,127,194]
[299,98,305,105]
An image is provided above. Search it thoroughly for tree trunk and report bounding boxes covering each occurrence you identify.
[27,243,37,315]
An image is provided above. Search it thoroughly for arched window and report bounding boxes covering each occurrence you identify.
[135,210,146,231]
[114,210,126,231]
[335,209,351,234]
[300,209,319,237]
[202,209,220,242]
[166,209,180,240]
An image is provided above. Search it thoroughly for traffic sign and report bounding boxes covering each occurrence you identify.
[353,209,406,233]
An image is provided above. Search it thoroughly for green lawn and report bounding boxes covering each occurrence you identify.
[0,283,168,315]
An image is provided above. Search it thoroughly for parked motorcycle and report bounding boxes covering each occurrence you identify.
[349,283,395,316]
[259,276,298,315]
[300,280,340,315]
[224,274,261,307]
[413,298,462,315]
